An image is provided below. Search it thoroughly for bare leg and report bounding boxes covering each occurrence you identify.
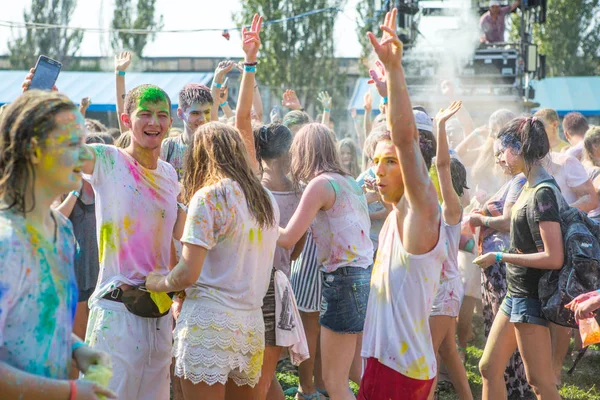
[515,323,561,400]
[457,296,476,349]
[314,340,327,394]
[320,326,358,400]
[181,378,225,400]
[549,323,571,385]
[426,316,453,400]
[349,333,363,384]
[479,312,518,400]
[297,311,320,397]
[439,322,472,400]
[225,380,255,400]
[252,345,283,400]
[267,374,285,400]
[171,359,185,400]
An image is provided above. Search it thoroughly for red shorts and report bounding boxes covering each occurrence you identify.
[357,358,435,400]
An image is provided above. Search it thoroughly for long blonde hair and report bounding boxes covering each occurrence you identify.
[182,122,276,228]
[290,123,347,186]
[337,138,360,179]
[583,126,600,167]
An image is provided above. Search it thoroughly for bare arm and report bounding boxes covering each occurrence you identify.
[290,232,308,261]
[570,179,599,213]
[218,85,234,119]
[498,221,563,270]
[278,177,333,250]
[115,52,132,133]
[363,92,373,139]
[253,83,264,122]
[79,97,91,118]
[212,61,235,122]
[317,91,332,127]
[435,101,463,225]
[510,0,521,12]
[147,243,208,292]
[235,15,263,172]
[368,9,440,254]
[54,193,78,218]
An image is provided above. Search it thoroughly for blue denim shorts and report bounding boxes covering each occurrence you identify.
[320,266,372,334]
[500,294,549,327]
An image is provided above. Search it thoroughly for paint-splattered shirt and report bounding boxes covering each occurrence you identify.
[311,173,373,272]
[83,144,179,299]
[361,209,447,380]
[181,178,280,311]
[0,209,78,378]
[160,135,187,182]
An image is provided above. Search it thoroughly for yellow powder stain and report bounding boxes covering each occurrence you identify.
[215,203,222,212]
[400,341,409,355]
[99,222,117,263]
[405,356,429,380]
[248,350,264,377]
[257,229,263,245]
[123,215,135,236]
[249,228,255,242]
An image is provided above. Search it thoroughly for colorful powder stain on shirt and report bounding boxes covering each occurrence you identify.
[405,356,430,380]
[99,222,118,263]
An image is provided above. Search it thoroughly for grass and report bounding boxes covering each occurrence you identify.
[276,315,600,400]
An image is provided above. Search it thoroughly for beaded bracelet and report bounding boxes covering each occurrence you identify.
[243,61,258,66]
[244,65,257,73]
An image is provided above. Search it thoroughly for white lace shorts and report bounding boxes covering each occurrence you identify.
[431,276,464,317]
[173,298,265,387]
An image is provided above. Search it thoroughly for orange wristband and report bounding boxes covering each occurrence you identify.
[69,380,77,400]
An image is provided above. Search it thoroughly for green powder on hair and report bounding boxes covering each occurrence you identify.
[138,87,167,106]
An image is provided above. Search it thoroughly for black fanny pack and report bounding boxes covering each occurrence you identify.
[103,286,174,318]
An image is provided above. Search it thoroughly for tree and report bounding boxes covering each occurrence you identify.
[236,0,347,113]
[111,0,164,58]
[509,0,600,76]
[355,0,382,74]
[8,0,83,70]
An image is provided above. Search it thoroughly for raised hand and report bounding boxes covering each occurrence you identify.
[367,61,388,98]
[367,8,402,69]
[441,80,455,98]
[80,97,91,111]
[350,108,357,119]
[219,86,229,102]
[215,60,235,82]
[114,51,132,72]
[317,91,332,109]
[282,89,302,110]
[241,13,263,62]
[435,101,462,125]
[363,92,373,112]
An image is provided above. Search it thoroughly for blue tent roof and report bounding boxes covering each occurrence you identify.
[530,77,600,117]
[0,70,214,112]
[348,77,600,117]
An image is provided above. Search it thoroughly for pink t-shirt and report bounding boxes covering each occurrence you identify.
[83,144,179,301]
[310,173,373,272]
[361,210,447,380]
[479,6,511,43]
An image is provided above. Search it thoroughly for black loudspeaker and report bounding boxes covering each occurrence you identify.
[539,54,546,79]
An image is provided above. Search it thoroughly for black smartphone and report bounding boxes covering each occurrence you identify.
[223,77,229,89]
[28,55,62,91]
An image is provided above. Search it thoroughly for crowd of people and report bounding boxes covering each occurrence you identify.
[1,8,600,400]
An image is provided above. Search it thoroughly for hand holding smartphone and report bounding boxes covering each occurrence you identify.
[25,55,62,91]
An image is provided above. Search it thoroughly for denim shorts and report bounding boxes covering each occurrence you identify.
[500,294,549,327]
[320,266,372,334]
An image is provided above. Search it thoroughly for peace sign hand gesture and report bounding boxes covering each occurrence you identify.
[242,14,263,62]
[367,8,403,69]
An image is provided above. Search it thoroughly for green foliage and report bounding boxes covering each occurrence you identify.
[355,0,379,74]
[111,0,164,58]
[7,0,83,70]
[235,0,347,113]
[509,0,600,76]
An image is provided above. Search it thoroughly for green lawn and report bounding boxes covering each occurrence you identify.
[276,315,600,400]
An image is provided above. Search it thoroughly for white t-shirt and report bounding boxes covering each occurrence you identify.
[565,141,584,161]
[83,145,179,301]
[362,209,447,380]
[181,179,280,311]
[440,221,461,282]
[0,209,78,379]
[544,152,590,204]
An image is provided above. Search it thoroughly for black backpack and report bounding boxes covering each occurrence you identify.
[531,182,600,328]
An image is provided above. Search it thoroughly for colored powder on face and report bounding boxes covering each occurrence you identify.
[138,87,168,108]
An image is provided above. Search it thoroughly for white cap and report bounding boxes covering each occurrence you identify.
[413,110,433,133]
[489,0,502,6]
